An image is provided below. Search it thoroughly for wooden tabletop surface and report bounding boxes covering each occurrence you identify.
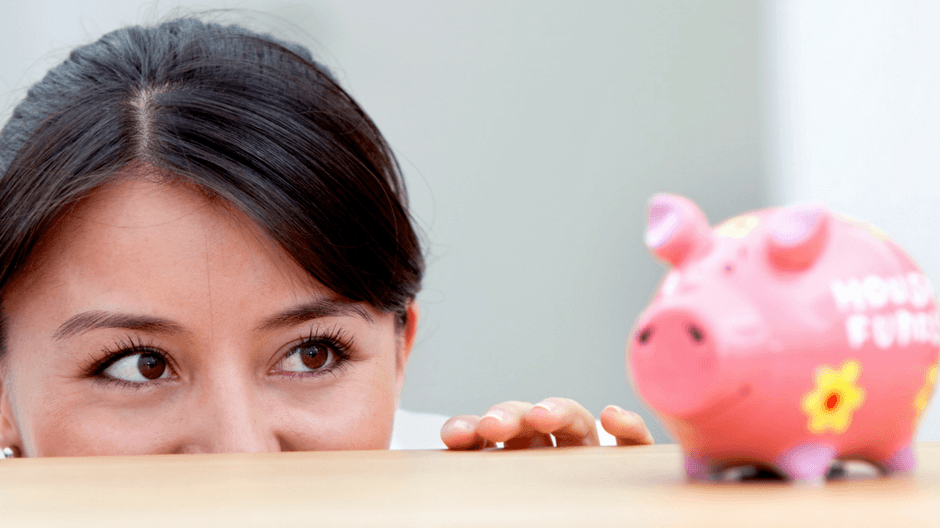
[1,443,938,527]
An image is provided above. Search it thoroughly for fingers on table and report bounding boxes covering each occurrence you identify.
[441,415,494,450]
[442,399,615,450]
[600,405,655,446]
[525,397,600,447]
[477,401,554,449]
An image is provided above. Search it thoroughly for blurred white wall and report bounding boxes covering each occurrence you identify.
[765,1,940,440]
[1,1,764,444]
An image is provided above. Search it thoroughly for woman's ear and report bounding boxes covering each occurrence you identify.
[395,302,420,403]
[0,378,23,457]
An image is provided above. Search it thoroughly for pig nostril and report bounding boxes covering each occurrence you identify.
[687,324,705,344]
[637,326,654,345]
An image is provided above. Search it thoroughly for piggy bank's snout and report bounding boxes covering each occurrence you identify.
[635,319,707,348]
[630,309,721,417]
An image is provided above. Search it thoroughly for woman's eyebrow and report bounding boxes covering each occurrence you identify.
[53,311,186,340]
[257,298,374,331]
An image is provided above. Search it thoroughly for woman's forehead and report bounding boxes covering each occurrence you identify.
[52,172,290,269]
[75,164,240,228]
[4,172,328,326]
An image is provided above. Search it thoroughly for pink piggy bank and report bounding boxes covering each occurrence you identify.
[629,194,939,482]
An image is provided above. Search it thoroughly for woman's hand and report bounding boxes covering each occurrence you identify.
[598,404,657,446]
[440,398,654,450]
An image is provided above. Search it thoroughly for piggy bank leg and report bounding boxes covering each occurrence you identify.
[880,444,916,474]
[684,453,715,481]
[775,443,836,484]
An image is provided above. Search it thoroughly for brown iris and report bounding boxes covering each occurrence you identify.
[299,344,330,370]
[137,353,167,380]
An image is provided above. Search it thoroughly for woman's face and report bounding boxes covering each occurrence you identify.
[0,172,416,456]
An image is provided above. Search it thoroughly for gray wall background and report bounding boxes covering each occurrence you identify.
[766,1,940,441]
[0,0,764,444]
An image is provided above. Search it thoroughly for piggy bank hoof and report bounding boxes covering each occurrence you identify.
[775,443,836,482]
[880,444,916,474]
[684,454,717,481]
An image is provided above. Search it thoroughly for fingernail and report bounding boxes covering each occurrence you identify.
[445,419,473,433]
[534,400,558,413]
[605,405,629,416]
[482,409,509,423]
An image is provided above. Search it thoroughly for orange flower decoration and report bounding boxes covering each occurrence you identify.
[914,362,938,425]
[801,359,866,434]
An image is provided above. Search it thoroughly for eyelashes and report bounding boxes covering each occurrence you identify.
[82,335,175,391]
[84,335,167,377]
[83,326,358,389]
[273,326,357,379]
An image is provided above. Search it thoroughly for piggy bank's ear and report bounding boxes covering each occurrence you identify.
[645,193,712,266]
[767,203,830,270]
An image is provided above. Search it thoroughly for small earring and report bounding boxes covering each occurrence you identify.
[1,447,15,459]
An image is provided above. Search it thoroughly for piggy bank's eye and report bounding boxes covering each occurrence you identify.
[724,263,735,273]
[687,324,705,344]
[637,326,654,345]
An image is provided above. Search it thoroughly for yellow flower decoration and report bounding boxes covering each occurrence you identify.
[914,363,938,424]
[716,215,759,239]
[801,359,866,434]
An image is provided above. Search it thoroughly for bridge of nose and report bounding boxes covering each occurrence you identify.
[173,365,284,454]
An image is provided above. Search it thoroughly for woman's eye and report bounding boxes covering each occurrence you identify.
[102,352,170,382]
[276,343,335,373]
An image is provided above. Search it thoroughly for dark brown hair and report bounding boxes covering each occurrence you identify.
[0,18,424,354]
